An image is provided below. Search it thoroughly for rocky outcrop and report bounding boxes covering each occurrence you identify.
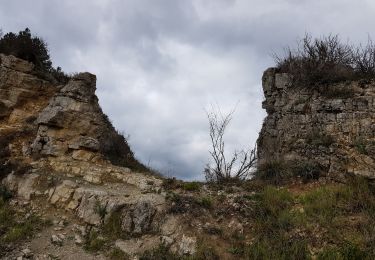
[30,71,132,166]
[258,68,375,179]
[0,54,197,258]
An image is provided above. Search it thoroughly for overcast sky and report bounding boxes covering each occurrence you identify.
[1,0,375,180]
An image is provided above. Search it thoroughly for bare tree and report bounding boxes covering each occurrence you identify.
[204,107,257,182]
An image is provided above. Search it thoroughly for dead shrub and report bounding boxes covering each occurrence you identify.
[275,34,375,89]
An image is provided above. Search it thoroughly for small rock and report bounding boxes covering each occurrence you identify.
[51,234,63,246]
[57,234,66,240]
[177,235,196,255]
[228,219,244,235]
[161,236,174,246]
[21,248,33,258]
[74,234,83,245]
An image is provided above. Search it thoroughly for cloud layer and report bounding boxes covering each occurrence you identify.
[1,0,375,179]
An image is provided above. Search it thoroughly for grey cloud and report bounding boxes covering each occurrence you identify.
[1,0,375,179]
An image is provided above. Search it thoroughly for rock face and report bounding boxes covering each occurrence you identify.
[258,68,375,179]
[30,71,133,165]
[0,54,197,257]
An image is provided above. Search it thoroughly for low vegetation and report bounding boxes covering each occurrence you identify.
[275,34,375,88]
[167,192,213,214]
[99,115,150,173]
[156,156,373,259]
[0,187,49,256]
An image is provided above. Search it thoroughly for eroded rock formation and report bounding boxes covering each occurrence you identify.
[0,54,196,258]
[258,68,375,179]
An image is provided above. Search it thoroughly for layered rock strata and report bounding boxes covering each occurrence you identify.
[258,68,375,179]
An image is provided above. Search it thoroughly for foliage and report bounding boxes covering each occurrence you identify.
[0,131,14,180]
[84,230,106,252]
[162,178,181,190]
[94,200,107,220]
[255,160,291,184]
[0,186,12,201]
[0,28,51,70]
[182,182,202,192]
[251,187,295,234]
[196,196,213,209]
[317,243,370,260]
[99,117,149,172]
[103,210,125,240]
[292,160,321,183]
[246,239,310,260]
[0,198,46,253]
[167,193,213,214]
[275,34,375,88]
[139,244,179,260]
[353,137,369,155]
[0,28,69,83]
[109,248,130,260]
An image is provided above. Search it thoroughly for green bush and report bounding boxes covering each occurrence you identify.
[98,119,149,173]
[109,248,130,260]
[103,210,125,240]
[167,193,213,214]
[246,239,310,260]
[255,160,291,184]
[342,176,375,215]
[353,137,369,155]
[84,230,106,252]
[182,182,201,192]
[197,196,213,209]
[0,28,51,71]
[139,244,179,260]
[317,243,369,260]
[162,178,181,190]
[251,187,297,237]
[292,160,321,182]
[0,200,46,246]
[94,200,107,221]
[0,28,69,83]
[0,186,12,201]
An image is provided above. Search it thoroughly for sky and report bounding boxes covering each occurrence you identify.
[1,0,375,180]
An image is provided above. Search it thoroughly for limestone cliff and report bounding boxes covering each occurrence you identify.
[258,68,375,179]
[0,54,197,258]
[0,53,144,172]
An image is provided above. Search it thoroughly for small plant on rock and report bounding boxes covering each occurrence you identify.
[94,200,107,224]
[255,160,290,185]
[292,160,322,183]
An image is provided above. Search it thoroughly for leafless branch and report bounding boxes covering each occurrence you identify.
[204,106,257,182]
